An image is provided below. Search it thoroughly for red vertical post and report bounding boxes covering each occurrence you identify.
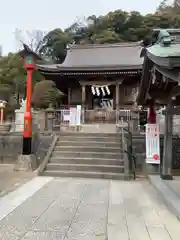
[23,69,33,154]
[18,46,39,155]
[26,70,32,113]
[147,99,156,124]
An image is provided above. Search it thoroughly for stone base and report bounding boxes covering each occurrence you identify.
[160,174,173,180]
[68,126,82,132]
[76,125,81,132]
[14,154,37,172]
[146,164,160,175]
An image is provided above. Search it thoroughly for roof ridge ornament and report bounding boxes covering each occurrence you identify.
[156,29,172,46]
[70,42,140,50]
[153,28,180,34]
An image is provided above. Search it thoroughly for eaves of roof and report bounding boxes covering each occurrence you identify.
[37,64,143,72]
[37,42,143,72]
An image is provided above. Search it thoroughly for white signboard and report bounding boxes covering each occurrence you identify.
[62,110,70,121]
[145,124,160,164]
[69,108,76,126]
[63,114,70,121]
[76,105,81,126]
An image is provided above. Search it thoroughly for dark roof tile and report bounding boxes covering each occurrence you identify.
[64,43,143,67]
[38,43,143,71]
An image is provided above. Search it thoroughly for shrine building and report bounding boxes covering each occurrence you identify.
[37,43,143,111]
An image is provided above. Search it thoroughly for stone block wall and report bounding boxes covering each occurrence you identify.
[131,134,180,172]
[0,132,55,166]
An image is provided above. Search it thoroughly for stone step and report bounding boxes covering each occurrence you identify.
[45,163,124,173]
[58,132,118,137]
[41,170,126,180]
[56,140,120,147]
[54,146,121,153]
[58,136,121,143]
[51,151,122,159]
[50,156,124,166]
[57,133,121,139]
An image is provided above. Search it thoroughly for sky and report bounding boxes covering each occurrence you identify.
[0,0,161,54]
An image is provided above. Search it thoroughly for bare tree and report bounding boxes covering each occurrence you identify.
[156,0,180,13]
[174,0,180,8]
[14,28,24,51]
[14,28,46,53]
[26,30,46,52]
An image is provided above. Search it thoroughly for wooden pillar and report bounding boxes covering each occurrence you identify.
[68,87,71,107]
[161,101,173,180]
[82,85,86,109]
[116,82,119,110]
[81,85,86,124]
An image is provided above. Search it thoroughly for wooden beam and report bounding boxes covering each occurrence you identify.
[79,79,123,86]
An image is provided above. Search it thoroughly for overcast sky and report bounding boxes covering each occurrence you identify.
[0,0,161,54]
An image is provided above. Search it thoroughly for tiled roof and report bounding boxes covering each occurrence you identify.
[38,43,143,72]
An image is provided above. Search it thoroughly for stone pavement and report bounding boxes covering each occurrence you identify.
[0,177,180,239]
[149,175,180,221]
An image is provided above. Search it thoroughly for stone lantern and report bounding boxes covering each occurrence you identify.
[0,100,10,133]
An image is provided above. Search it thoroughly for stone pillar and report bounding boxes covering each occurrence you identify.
[14,108,24,132]
[161,101,173,180]
[116,82,119,111]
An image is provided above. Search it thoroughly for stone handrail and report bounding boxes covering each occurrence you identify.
[37,133,58,174]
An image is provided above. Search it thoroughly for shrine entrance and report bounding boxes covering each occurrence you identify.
[43,82,140,131]
[44,107,140,133]
[83,84,115,123]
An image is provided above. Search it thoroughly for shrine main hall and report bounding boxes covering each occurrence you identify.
[37,43,143,111]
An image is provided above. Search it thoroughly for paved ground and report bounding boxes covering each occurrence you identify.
[0,177,180,239]
[165,176,180,199]
[149,175,180,222]
[0,164,35,197]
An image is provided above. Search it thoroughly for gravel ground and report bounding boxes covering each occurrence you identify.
[0,164,36,198]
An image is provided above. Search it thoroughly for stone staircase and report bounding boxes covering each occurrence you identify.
[41,132,126,180]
